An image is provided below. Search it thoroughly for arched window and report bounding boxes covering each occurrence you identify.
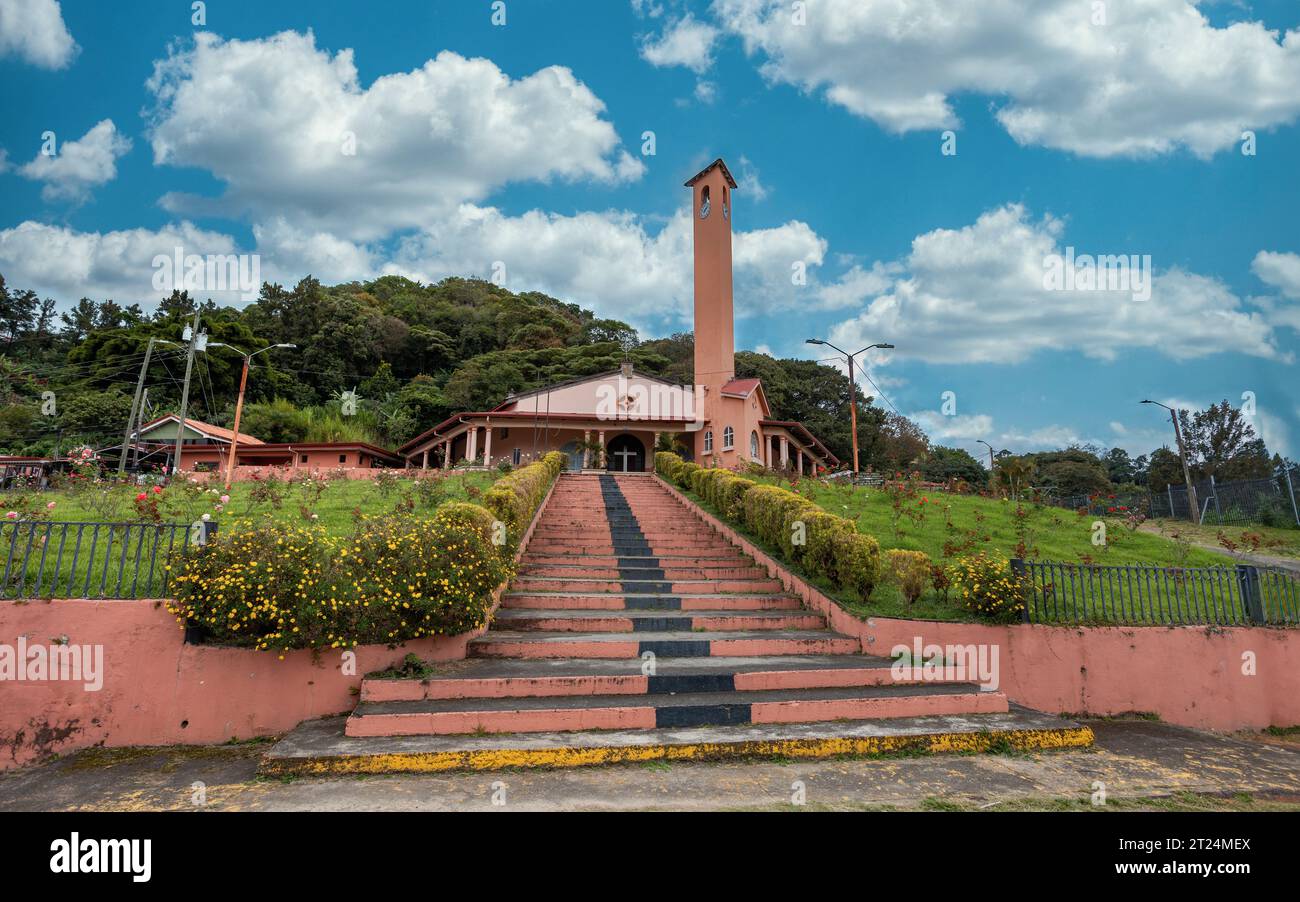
[704,430,713,452]
[699,185,711,219]
[723,426,735,449]
[723,185,730,220]
[750,430,760,459]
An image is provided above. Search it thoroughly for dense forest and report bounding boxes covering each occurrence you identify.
[0,272,1287,497]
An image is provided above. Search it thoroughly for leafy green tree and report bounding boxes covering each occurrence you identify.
[918,446,986,483]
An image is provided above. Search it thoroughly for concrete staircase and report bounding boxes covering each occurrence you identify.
[345,473,1008,738]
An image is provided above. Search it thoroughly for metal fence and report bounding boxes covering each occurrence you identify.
[1013,558,1299,626]
[1152,469,1299,527]
[1041,467,1299,528]
[0,520,213,600]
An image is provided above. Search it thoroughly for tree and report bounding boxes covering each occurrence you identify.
[1179,400,1272,482]
[918,446,986,484]
[1145,446,1183,494]
[1103,447,1136,483]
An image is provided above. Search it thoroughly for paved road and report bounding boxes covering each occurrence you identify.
[1,720,1298,811]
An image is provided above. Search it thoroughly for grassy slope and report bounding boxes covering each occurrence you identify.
[683,473,1251,624]
[0,471,499,599]
[5,471,497,535]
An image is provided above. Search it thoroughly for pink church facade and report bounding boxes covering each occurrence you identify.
[398,158,837,474]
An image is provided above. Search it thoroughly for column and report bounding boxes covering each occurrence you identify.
[598,430,606,469]
[443,438,452,471]
[780,435,789,469]
[467,426,478,464]
[484,427,492,467]
[422,448,429,471]
[797,448,804,475]
[583,430,591,469]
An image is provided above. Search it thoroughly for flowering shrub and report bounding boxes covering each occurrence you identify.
[946,552,1026,622]
[884,549,932,606]
[167,503,511,652]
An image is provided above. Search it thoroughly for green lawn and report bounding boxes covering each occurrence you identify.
[678,474,1296,626]
[0,470,498,600]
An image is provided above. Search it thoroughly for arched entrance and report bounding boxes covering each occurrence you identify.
[605,434,646,473]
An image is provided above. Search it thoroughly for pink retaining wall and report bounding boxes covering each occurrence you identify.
[654,476,1300,733]
[0,473,561,770]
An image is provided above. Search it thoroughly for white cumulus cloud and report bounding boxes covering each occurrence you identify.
[17,119,131,202]
[640,14,721,73]
[0,0,77,69]
[144,30,645,241]
[712,0,1300,158]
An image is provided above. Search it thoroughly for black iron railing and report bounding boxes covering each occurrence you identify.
[0,520,216,600]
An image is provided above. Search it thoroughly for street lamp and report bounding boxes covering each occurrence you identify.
[211,343,296,489]
[806,338,895,474]
[976,439,996,474]
[1141,399,1199,523]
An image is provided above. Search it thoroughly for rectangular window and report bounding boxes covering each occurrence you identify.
[300,454,308,463]
[512,448,522,465]
[338,454,347,463]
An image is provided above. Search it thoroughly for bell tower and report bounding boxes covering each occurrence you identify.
[685,158,738,461]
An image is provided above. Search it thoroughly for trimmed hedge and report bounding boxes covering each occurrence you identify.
[483,450,567,536]
[655,451,882,602]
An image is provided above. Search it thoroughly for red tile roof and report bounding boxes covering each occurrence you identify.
[720,378,762,396]
[135,414,263,445]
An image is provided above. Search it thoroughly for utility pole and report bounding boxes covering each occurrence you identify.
[977,439,996,477]
[1142,400,1199,523]
[172,310,202,479]
[119,337,175,477]
[214,342,295,489]
[806,338,895,474]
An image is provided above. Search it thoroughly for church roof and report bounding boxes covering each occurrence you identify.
[720,377,761,396]
[492,368,683,412]
[684,157,737,189]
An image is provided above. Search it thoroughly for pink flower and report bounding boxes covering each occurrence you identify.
[4,511,17,520]
[46,501,56,510]
[219,495,230,504]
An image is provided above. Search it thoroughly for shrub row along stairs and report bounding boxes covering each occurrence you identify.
[265,474,1092,774]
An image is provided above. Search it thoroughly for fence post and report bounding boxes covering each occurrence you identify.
[1010,558,1030,623]
[1236,564,1266,625]
[1286,466,1300,527]
[1166,484,1175,519]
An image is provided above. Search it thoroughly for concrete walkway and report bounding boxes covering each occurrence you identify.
[2,719,1297,812]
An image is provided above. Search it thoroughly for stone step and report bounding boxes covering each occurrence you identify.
[265,709,1095,775]
[520,553,754,567]
[512,577,785,594]
[359,655,927,702]
[493,608,826,633]
[500,592,802,611]
[522,565,770,580]
[469,629,862,659]
[345,683,1009,737]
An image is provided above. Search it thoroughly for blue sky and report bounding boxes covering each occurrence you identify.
[1,0,1298,462]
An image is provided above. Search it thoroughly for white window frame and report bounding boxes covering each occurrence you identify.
[723,426,734,450]
[703,430,713,452]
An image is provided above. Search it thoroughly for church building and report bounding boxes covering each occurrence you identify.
[398,158,838,475]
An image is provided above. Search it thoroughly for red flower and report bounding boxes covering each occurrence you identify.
[152,485,163,494]
[136,493,147,502]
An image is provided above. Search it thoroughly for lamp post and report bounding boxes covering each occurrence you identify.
[1141,399,1199,523]
[211,343,296,490]
[976,439,996,475]
[806,339,894,474]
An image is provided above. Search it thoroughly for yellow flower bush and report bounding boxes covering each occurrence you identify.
[946,552,1027,622]
[167,503,512,652]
